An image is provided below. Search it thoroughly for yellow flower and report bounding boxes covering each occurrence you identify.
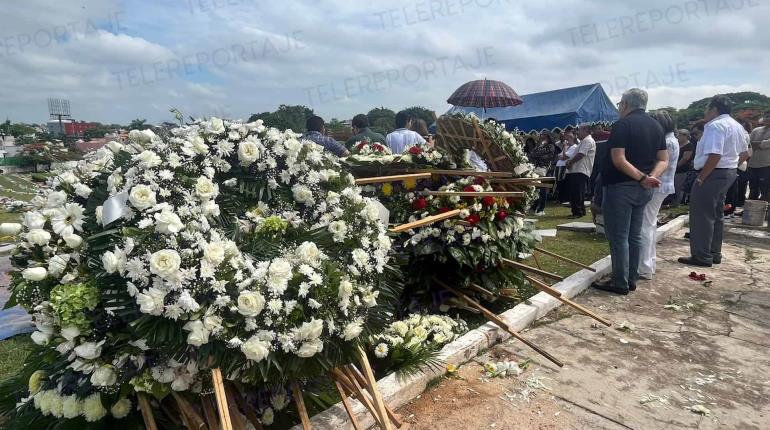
[446,363,458,375]
[381,183,393,196]
[402,178,417,190]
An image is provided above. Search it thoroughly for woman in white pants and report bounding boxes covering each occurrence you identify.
[639,111,680,279]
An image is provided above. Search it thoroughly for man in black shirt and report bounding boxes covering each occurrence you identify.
[593,88,668,295]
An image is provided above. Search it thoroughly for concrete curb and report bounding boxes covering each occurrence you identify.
[292,215,689,430]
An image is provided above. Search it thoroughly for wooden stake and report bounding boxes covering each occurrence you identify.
[138,393,158,430]
[502,258,564,281]
[354,173,432,185]
[524,275,612,327]
[332,377,364,430]
[389,209,462,233]
[531,252,543,271]
[434,279,564,367]
[291,382,313,430]
[490,177,556,183]
[469,283,495,297]
[357,346,394,430]
[346,365,404,428]
[211,368,234,430]
[227,384,265,430]
[534,247,597,272]
[418,191,524,198]
[201,395,222,430]
[172,392,208,430]
[413,169,513,178]
[331,368,380,424]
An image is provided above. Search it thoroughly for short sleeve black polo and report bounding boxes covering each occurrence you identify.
[602,110,666,185]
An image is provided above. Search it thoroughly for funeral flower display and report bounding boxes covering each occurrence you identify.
[0,118,397,427]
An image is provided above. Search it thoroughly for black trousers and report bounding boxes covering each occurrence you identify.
[748,166,770,201]
[566,173,588,216]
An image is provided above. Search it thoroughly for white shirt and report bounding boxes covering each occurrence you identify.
[385,128,426,154]
[556,144,577,167]
[657,132,679,195]
[693,114,749,170]
[567,135,596,177]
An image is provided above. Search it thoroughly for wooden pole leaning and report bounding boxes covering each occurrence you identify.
[534,247,597,272]
[292,382,313,430]
[389,209,462,233]
[357,346,394,430]
[501,258,564,281]
[354,173,432,185]
[410,169,513,178]
[138,393,158,430]
[524,275,611,327]
[418,191,524,198]
[433,279,564,367]
[211,368,234,430]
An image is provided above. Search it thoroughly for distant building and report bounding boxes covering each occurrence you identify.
[46,119,96,137]
[0,135,20,158]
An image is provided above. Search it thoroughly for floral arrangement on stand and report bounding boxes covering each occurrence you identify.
[0,118,402,429]
[343,140,455,170]
[369,314,467,376]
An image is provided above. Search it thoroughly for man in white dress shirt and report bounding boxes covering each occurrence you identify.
[679,95,750,267]
[385,111,426,154]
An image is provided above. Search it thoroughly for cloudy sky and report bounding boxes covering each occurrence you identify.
[1,0,768,125]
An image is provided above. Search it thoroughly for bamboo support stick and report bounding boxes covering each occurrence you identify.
[357,346,394,430]
[354,173,432,185]
[331,369,380,424]
[138,394,158,430]
[228,384,265,430]
[332,378,364,430]
[502,258,564,281]
[534,247,597,272]
[412,169,513,178]
[418,191,524,198]
[201,395,221,430]
[524,275,612,327]
[531,252,543,271]
[347,366,404,427]
[172,392,208,430]
[389,209,462,233]
[469,283,495,297]
[434,279,564,367]
[491,177,556,183]
[292,382,313,430]
[211,368,234,430]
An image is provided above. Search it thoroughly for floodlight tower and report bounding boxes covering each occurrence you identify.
[47,98,72,139]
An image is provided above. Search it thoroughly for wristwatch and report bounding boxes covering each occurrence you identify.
[637,174,648,183]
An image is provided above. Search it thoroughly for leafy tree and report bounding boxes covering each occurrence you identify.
[326,118,348,133]
[401,106,437,126]
[668,91,770,128]
[248,105,314,132]
[367,107,396,135]
[83,123,114,140]
[128,118,148,130]
[0,120,37,138]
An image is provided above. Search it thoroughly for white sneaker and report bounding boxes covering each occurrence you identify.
[638,273,653,280]
[535,211,545,216]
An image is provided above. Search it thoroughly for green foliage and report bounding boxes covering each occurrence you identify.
[326,118,348,133]
[667,91,770,128]
[401,106,436,126]
[49,282,100,332]
[83,123,115,140]
[0,120,37,138]
[127,118,147,130]
[367,107,396,135]
[248,105,315,132]
[31,173,48,183]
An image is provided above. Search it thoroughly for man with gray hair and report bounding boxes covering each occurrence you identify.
[593,88,668,295]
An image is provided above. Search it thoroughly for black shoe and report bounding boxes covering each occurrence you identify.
[592,280,629,295]
[684,232,690,239]
[713,257,722,264]
[629,282,637,291]
[677,257,712,267]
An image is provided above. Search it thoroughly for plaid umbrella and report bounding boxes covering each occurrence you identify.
[446,79,523,109]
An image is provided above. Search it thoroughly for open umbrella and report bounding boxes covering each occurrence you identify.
[447,79,523,110]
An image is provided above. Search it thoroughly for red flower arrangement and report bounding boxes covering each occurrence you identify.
[465,214,481,225]
[408,145,423,155]
[496,210,508,221]
[412,197,428,210]
[481,196,495,207]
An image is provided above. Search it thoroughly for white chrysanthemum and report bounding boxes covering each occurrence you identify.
[110,398,132,419]
[342,320,364,340]
[83,393,107,422]
[61,395,82,419]
[26,229,51,246]
[22,267,48,282]
[291,184,314,204]
[374,343,389,358]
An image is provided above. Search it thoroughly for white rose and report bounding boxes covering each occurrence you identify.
[60,326,80,341]
[129,185,156,211]
[338,279,354,299]
[207,117,225,134]
[31,330,52,345]
[149,249,181,278]
[295,339,323,358]
[46,190,67,208]
[105,140,123,153]
[295,241,322,264]
[291,184,313,204]
[24,211,46,230]
[101,250,126,274]
[237,291,265,317]
[136,287,166,315]
[237,140,260,166]
[0,222,22,236]
[57,171,78,184]
[136,150,161,168]
[62,233,83,249]
[74,341,103,360]
[128,129,155,144]
[22,267,48,281]
[203,242,225,265]
[90,366,117,387]
[26,229,51,246]
[241,336,270,362]
[73,183,92,198]
[195,176,217,200]
[154,209,184,234]
[190,135,209,154]
[110,398,132,419]
[269,258,293,282]
[342,320,364,340]
[83,393,107,422]
[183,320,210,346]
[48,254,69,277]
[297,318,324,340]
[201,200,220,217]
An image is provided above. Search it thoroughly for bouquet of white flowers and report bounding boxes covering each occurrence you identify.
[0,118,400,428]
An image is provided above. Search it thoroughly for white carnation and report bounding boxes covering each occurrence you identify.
[22,267,48,281]
[102,249,127,274]
[0,222,22,236]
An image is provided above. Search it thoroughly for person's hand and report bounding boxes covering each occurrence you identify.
[641,175,662,189]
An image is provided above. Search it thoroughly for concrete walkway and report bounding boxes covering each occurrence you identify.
[398,229,770,429]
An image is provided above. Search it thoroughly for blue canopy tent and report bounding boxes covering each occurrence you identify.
[438,83,619,133]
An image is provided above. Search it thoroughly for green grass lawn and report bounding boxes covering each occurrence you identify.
[0,336,33,381]
[0,174,39,202]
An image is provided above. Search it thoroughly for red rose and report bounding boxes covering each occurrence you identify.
[412,197,428,210]
[408,145,422,155]
[463,185,476,193]
[374,143,384,152]
[438,207,451,214]
[481,196,495,207]
[496,210,508,221]
[465,214,481,225]
[356,142,366,150]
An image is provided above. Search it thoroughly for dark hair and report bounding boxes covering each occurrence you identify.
[525,137,536,145]
[692,122,705,132]
[739,119,753,133]
[650,110,675,134]
[352,114,369,129]
[306,115,325,132]
[410,118,429,136]
[542,133,555,146]
[708,95,733,115]
[395,111,410,128]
